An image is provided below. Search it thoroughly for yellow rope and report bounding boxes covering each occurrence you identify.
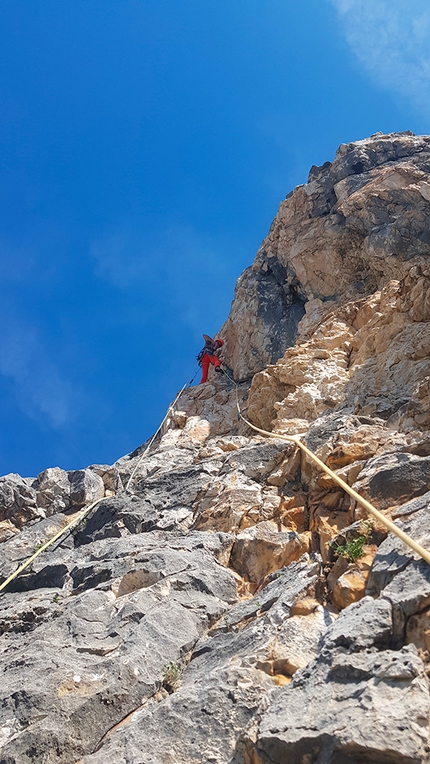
[0,371,197,594]
[0,496,106,595]
[229,375,430,565]
[3,365,428,597]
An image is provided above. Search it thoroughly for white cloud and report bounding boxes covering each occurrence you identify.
[330,0,430,116]
[0,312,77,429]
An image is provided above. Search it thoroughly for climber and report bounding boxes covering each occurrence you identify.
[197,334,224,383]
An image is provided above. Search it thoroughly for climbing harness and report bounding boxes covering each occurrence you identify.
[0,370,199,596]
[197,337,224,365]
[221,364,430,566]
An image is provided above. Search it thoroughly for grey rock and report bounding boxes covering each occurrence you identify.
[366,538,415,599]
[382,559,430,643]
[134,461,218,509]
[367,500,430,598]
[220,439,292,480]
[322,596,393,653]
[0,473,40,528]
[78,563,327,764]
[74,495,195,547]
[214,559,319,632]
[88,463,122,492]
[0,591,201,763]
[392,490,430,519]
[68,468,105,507]
[73,495,158,544]
[155,505,193,530]
[68,530,238,603]
[0,587,67,637]
[0,512,73,584]
[189,562,328,685]
[254,645,430,764]
[80,666,275,764]
[35,466,71,515]
[352,452,430,509]
[304,411,363,453]
[221,264,306,379]
[0,529,238,763]
[115,438,198,488]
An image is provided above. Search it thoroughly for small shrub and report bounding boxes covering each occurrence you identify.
[163,661,181,691]
[335,535,367,563]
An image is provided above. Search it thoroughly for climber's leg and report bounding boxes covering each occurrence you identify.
[200,355,210,383]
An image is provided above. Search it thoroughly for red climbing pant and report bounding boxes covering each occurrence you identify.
[200,353,221,383]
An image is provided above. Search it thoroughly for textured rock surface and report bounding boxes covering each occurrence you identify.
[222,131,430,380]
[255,643,429,764]
[1,132,430,763]
[35,467,71,515]
[250,596,430,763]
[0,473,40,528]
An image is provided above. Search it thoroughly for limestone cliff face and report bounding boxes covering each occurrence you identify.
[222,130,430,380]
[248,265,430,436]
[1,132,430,764]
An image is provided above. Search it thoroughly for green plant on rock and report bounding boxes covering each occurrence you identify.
[334,535,367,563]
[334,519,373,563]
[162,661,181,691]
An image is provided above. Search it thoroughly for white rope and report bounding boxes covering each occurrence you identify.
[124,375,196,493]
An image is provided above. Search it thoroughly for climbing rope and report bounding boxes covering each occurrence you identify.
[0,370,198,595]
[125,370,198,493]
[0,495,107,595]
[221,365,430,566]
[2,362,428,597]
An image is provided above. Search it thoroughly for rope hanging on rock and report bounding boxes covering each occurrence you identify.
[2,363,428,598]
[0,370,198,596]
[222,366,430,566]
[124,369,198,493]
[0,496,107,595]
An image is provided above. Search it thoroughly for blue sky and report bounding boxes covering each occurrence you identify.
[0,0,429,477]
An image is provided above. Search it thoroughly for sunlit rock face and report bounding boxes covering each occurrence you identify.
[1,132,430,764]
[222,131,430,379]
[247,264,430,436]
